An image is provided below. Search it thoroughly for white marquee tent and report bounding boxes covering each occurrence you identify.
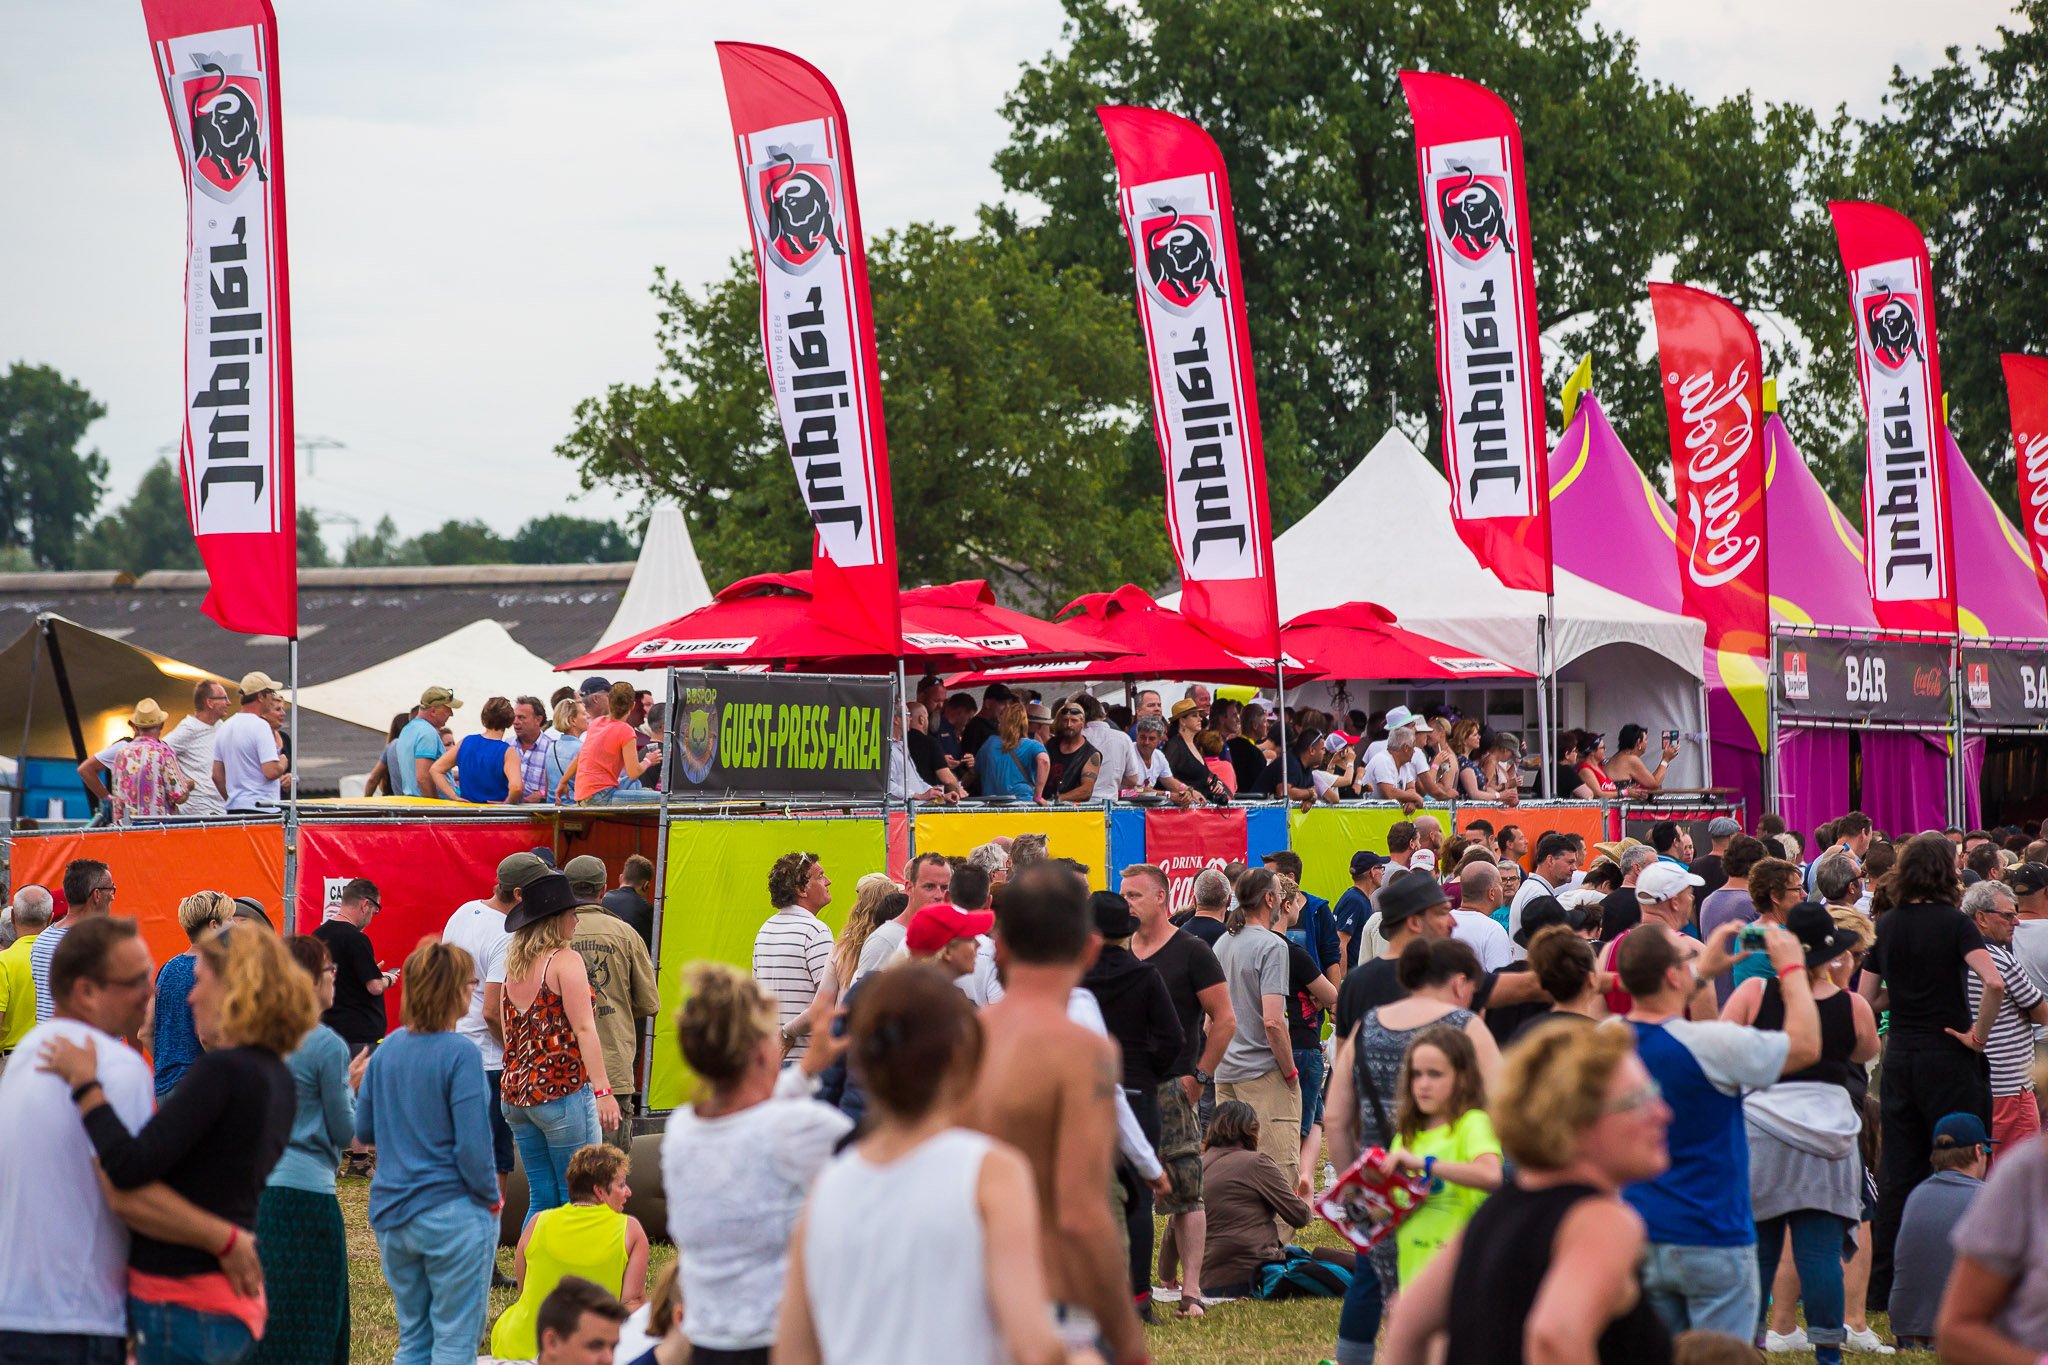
[298,619,567,739]
[1168,428,1709,784]
[594,503,713,652]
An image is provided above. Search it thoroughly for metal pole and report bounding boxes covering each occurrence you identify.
[1764,633,1780,820]
[1536,606,1554,799]
[639,665,677,1114]
[896,660,913,866]
[17,619,42,819]
[1697,678,1714,789]
[1951,638,1967,829]
[43,617,92,810]
[1274,657,1288,804]
[284,637,299,930]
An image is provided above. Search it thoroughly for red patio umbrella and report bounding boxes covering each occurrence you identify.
[557,572,1126,674]
[1280,602,1531,681]
[949,584,1319,688]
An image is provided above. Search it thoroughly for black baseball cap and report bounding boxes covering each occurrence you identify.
[1090,890,1141,939]
[1513,895,1585,947]
[578,676,612,697]
[1378,872,1448,926]
[1351,850,1390,878]
[2010,862,2048,896]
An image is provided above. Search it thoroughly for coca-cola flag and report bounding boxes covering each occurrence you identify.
[1829,201,1956,634]
[1648,284,1769,659]
[2003,353,2048,619]
[1400,71,1552,594]
[1096,106,1281,660]
[717,44,902,654]
[144,0,296,636]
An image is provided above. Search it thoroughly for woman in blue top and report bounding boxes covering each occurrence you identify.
[1732,857,1806,994]
[430,695,523,803]
[251,935,370,1365]
[152,889,236,1099]
[357,936,502,1365]
[975,700,1049,802]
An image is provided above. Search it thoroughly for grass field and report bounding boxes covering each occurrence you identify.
[335,1177,1934,1362]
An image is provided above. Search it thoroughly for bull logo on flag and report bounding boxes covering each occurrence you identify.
[1861,287,1925,372]
[180,54,265,201]
[1432,163,1513,264]
[1138,203,1227,312]
[750,148,849,273]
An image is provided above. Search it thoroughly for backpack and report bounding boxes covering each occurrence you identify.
[1255,1245,1353,1300]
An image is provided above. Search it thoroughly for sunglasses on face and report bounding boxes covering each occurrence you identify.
[1601,1077,1664,1116]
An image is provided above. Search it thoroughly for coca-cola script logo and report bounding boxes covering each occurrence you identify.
[1861,287,1925,373]
[2020,431,2048,566]
[1668,363,1763,590]
[1912,665,1945,698]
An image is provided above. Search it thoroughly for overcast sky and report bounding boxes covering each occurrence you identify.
[4,2,2023,555]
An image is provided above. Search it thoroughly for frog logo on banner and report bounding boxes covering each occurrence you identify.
[676,683,720,785]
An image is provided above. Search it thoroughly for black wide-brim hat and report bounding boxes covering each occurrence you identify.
[1785,900,1861,967]
[504,871,580,933]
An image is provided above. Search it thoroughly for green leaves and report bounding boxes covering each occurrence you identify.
[0,362,109,570]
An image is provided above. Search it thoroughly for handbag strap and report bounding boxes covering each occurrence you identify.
[1352,1021,1393,1146]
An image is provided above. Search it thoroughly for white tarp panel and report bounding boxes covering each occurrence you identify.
[1561,643,1708,789]
[298,620,568,738]
[595,504,713,651]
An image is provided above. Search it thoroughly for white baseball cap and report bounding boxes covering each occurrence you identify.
[1635,862,1706,904]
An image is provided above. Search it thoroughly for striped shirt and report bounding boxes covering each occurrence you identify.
[30,921,71,1024]
[1968,942,2045,1096]
[515,731,555,801]
[752,907,834,1060]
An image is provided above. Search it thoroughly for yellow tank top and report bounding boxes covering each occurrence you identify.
[488,1202,629,1359]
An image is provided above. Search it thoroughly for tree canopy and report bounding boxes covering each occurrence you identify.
[0,363,110,570]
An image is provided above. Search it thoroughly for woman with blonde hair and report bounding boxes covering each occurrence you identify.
[41,921,319,1362]
[355,935,500,1365]
[574,681,662,804]
[490,1142,650,1358]
[499,872,619,1216]
[974,700,1048,803]
[151,888,237,1098]
[1383,1024,1675,1365]
[831,875,905,987]
[544,697,587,801]
[662,961,851,1362]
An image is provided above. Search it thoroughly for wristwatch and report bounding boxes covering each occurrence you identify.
[1193,1069,1212,1087]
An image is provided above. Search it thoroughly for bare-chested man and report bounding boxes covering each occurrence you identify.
[966,863,1147,1363]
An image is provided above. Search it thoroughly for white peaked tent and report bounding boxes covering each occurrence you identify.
[298,620,569,738]
[1166,428,1709,782]
[595,503,714,651]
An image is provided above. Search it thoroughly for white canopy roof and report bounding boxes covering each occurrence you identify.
[595,503,713,652]
[1197,427,1705,676]
[298,619,568,738]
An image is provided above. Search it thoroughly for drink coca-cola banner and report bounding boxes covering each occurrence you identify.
[1774,633,1952,727]
[1648,283,1769,659]
[143,0,297,637]
[1829,201,1956,634]
[1400,71,1552,595]
[2002,353,2048,620]
[1096,106,1281,660]
[717,43,902,654]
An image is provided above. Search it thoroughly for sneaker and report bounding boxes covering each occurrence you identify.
[1844,1325,1895,1354]
[1763,1327,1810,1352]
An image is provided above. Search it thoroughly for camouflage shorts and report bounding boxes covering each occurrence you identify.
[1156,1077,1204,1214]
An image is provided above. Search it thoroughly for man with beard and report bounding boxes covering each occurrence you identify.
[1042,701,1102,804]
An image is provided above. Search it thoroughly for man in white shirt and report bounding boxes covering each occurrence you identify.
[443,852,551,1203]
[162,679,232,818]
[1509,831,1581,940]
[855,852,951,983]
[2007,862,2048,996]
[753,851,836,1059]
[1361,705,1418,766]
[213,671,290,813]
[1079,695,1144,800]
[1451,861,1516,970]
[1362,725,1426,810]
[0,916,252,1360]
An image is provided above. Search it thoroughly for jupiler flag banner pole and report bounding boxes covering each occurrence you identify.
[144,0,298,638]
[2002,353,2048,622]
[1095,106,1283,667]
[717,43,903,658]
[1649,282,1771,755]
[1829,201,1957,637]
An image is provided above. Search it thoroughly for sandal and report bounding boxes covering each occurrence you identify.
[1175,1299,1207,1321]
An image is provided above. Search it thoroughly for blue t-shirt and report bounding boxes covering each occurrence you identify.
[354,1027,498,1232]
[454,734,511,803]
[1333,887,1374,969]
[1625,1017,1789,1247]
[543,733,581,802]
[976,735,1047,801]
[152,952,203,1099]
[393,718,444,797]
[1287,892,1341,973]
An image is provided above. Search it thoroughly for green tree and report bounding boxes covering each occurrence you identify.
[297,508,333,567]
[74,458,200,574]
[0,362,110,568]
[408,519,508,565]
[558,225,1170,608]
[342,515,408,567]
[509,514,639,564]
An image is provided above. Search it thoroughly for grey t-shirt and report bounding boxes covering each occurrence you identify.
[1891,1170,1983,1340]
[1214,927,1290,1083]
[1952,1137,2048,1349]
[1697,887,1756,1006]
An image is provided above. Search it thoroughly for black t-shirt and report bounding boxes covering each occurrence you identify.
[1256,753,1312,798]
[313,919,387,1049]
[1691,853,1727,901]
[1599,886,1641,942]
[600,886,655,948]
[960,715,997,759]
[1227,736,1267,793]
[1483,963,1551,1048]
[1334,956,1405,1040]
[1043,737,1100,802]
[906,729,945,785]
[1872,901,1988,1049]
[1176,913,1228,948]
[1286,941,1327,1049]
[1138,928,1227,1077]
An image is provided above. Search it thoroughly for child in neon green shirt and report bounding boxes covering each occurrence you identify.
[1381,1025,1503,1284]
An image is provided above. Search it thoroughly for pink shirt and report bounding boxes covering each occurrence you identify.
[574,717,634,801]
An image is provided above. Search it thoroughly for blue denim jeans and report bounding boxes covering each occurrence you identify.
[1642,1240,1761,1339]
[1334,1255,1385,1364]
[1295,1045,1327,1135]
[504,1085,599,1217]
[128,1297,254,1365]
[377,1197,498,1365]
[1757,1210,1848,1362]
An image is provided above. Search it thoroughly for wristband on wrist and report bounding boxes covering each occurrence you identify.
[1423,1154,1438,1179]
[216,1225,238,1258]
[1775,961,1804,980]
[71,1079,102,1103]
[592,1087,612,1099]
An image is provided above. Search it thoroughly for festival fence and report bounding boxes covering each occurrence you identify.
[908,808,1111,890]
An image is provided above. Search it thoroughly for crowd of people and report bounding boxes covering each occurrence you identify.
[16,706,2048,1362]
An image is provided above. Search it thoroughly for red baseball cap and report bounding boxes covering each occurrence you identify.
[903,903,995,955]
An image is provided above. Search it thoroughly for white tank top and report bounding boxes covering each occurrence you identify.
[802,1127,1003,1364]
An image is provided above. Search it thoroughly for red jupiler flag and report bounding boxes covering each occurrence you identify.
[717,43,902,654]
[1095,106,1281,660]
[1829,201,1956,634]
[2002,353,2048,621]
[1400,71,1553,595]
[143,0,297,636]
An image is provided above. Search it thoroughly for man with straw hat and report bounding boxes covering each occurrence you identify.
[108,698,193,825]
